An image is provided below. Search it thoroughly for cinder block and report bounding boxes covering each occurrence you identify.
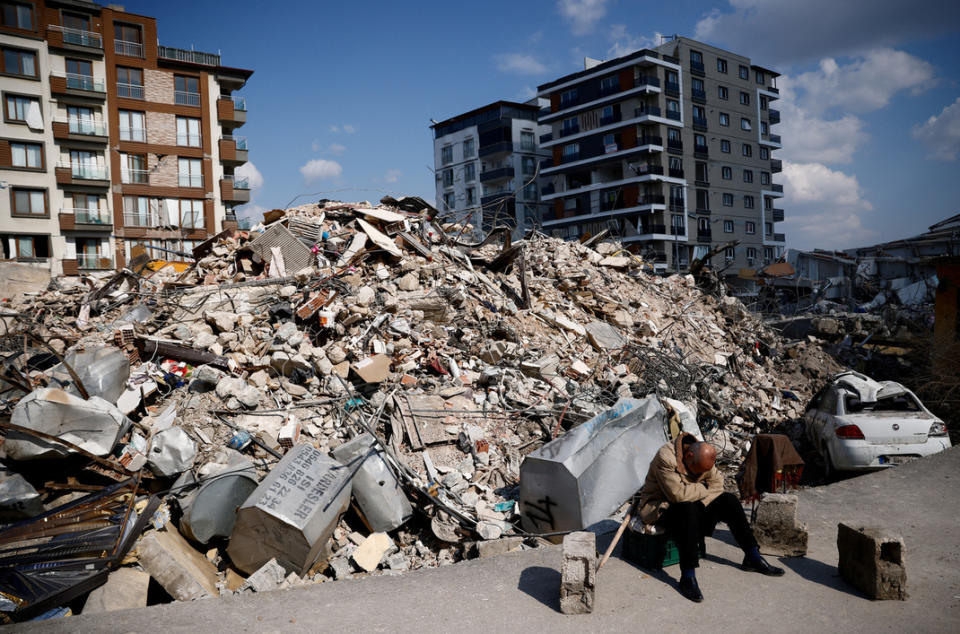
[837,523,907,600]
[753,493,808,557]
[560,531,596,615]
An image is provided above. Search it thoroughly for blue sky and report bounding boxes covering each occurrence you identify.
[125,0,960,251]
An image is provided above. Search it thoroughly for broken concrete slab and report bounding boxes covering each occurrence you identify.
[584,321,628,351]
[560,531,596,615]
[351,354,391,384]
[475,536,524,559]
[753,493,808,557]
[137,527,220,601]
[352,532,392,572]
[81,568,149,614]
[837,523,907,600]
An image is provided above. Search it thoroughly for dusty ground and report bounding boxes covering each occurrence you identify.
[15,447,960,633]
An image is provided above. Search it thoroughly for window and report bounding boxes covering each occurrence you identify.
[561,116,578,135]
[443,191,455,209]
[66,105,96,134]
[694,133,707,150]
[760,95,768,110]
[562,142,578,159]
[742,143,752,157]
[698,217,711,232]
[693,105,706,122]
[669,156,682,173]
[721,166,732,180]
[176,116,201,146]
[2,46,36,77]
[724,220,734,232]
[745,221,756,234]
[722,193,734,207]
[1,1,32,29]
[600,104,614,122]
[692,78,704,92]
[118,109,145,141]
[600,75,618,93]
[725,247,735,262]
[718,85,728,100]
[179,199,203,229]
[463,137,475,158]
[759,147,769,160]
[696,189,709,211]
[15,235,51,259]
[11,141,42,168]
[695,161,708,183]
[11,188,46,216]
[760,171,770,185]
[121,152,147,184]
[523,183,537,200]
[4,93,38,123]
[442,168,453,187]
[116,66,143,99]
[741,117,752,131]
[720,139,731,153]
[666,70,678,85]
[743,169,753,183]
[178,157,202,187]
[123,195,151,226]
[744,195,755,208]
[520,130,534,151]
[690,50,703,64]
[756,70,765,85]
[441,145,452,165]
[564,197,578,211]
[668,128,681,143]
[719,112,729,127]
[560,88,577,105]
[739,65,749,80]
[174,75,200,106]
[666,99,680,115]
[764,247,774,261]
[717,58,728,73]
[114,22,143,57]
[62,12,89,31]
[465,187,475,206]
[760,121,769,135]
[746,247,757,262]
[602,133,617,152]
[464,162,475,182]
[740,91,750,106]
[522,156,536,175]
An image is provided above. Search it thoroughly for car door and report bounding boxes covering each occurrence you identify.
[810,387,839,447]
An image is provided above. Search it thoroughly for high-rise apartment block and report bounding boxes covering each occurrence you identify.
[0,0,252,275]
[431,100,549,240]
[536,36,785,285]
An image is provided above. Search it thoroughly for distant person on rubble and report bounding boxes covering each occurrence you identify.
[636,432,784,602]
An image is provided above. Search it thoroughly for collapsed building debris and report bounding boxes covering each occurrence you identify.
[0,196,840,619]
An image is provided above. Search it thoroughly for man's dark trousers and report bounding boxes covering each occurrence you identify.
[657,491,758,569]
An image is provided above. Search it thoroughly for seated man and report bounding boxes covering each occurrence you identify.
[636,432,784,602]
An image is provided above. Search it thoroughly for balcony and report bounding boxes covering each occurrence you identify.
[479,166,514,182]
[52,117,107,141]
[157,45,220,66]
[667,139,683,151]
[772,233,785,243]
[559,151,580,164]
[689,60,705,76]
[665,81,680,96]
[771,183,784,193]
[50,72,106,98]
[639,224,667,235]
[58,208,112,231]
[692,116,708,130]
[691,89,707,103]
[220,176,250,203]
[665,110,681,121]
[635,75,660,89]
[669,225,686,236]
[47,25,102,51]
[175,91,201,107]
[478,141,513,158]
[694,144,709,158]
[55,162,108,186]
[634,105,662,118]
[121,168,149,185]
[599,112,621,126]
[771,159,783,173]
[669,197,684,211]
[74,254,115,271]
[559,123,580,138]
[769,134,781,144]
[697,230,712,241]
[639,134,663,146]
[114,39,144,58]
[769,208,785,222]
[769,109,780,124]
[217,96,247,127]
[117,82,145,100]
[539,133,553,144]
[638,194,665,206]
[219,135,248,165]
[635,164,664,177]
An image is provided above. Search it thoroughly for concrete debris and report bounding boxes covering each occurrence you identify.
[81,568,150,614]
[752,493,808,557]
[137,526,220,601]
[352,532,393,572]
[560,531,596,615]
[837,523,908,600]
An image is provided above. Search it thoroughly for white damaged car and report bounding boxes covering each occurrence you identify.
[804,371,951,473]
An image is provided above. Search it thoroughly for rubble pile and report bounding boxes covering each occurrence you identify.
[0,197,837,618]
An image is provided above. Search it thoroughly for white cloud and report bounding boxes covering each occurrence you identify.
[782,162,872,209]
[384,169,402,183]
[557,0,607,35]
[494,53,547,75]
[516,85,537,101]
[607,25,661,59]
[912,97,960,161]
[777,106,866,164]
[327,143,347,156]
[328,124,355,134]
[235,161,263,191]
[299,159,342,183]
[694,0,960,65]
[235,204,266,228]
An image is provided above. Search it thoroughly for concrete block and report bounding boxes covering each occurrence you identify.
[753,493,808,557]
[475,536,524,559]
[137,527,220,601]
[81,568,149,614]
[352,532,392,572]
[560,531,596,615]
[837,523,907,600]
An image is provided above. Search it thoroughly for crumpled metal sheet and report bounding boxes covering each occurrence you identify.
[179,454,259,544]
[332,433,412,533]
[519,396,701,536]
[52,347,130,404]
[147,427,197,477]
[3,388,130,460]
[0,462,43,521]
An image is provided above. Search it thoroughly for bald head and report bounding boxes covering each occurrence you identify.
[683,441,716,475]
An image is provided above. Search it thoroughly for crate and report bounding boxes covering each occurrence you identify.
[622,526,706,569]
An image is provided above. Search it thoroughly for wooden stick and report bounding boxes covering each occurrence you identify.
[597,501,637,571]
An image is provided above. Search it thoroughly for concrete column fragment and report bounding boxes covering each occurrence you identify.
[837,522,907,600]
[752,493,808,557]
[560,531,596,615]
[137,527,220,601]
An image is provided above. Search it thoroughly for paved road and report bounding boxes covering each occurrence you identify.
[16,447,960,633]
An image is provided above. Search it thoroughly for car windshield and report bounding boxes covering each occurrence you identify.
[844,393,920,413]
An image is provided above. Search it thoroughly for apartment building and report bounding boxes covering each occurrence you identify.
[431,100,549,240]
[0,0,252,275]
[536,36,784,287]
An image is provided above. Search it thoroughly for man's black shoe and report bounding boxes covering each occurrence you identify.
[678,576,704,602]
[741,555,785,576]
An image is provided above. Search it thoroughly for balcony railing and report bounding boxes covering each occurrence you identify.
[232,95,247,111]
[689,60,705,74]
[697,230,712,241]
[222,135,247,150]
[539,133,553,144]
[635,75,660,88]
[177,133,202,147]
[667,139,683,151]
[635,105,661,118]
[48,25,102,48]
[179,174,203,188]
[119,127,146,142]
[769,134,781,144]
[479,166,514,182]
[65,73,104,92]
[665,81,680,95]
[635,164,664,176]
[771,183,784,193]
[771,159,783,173]
[639,194,665,205]
[769,109,780,124]
[123,212,156,227]
[55,116,107,136]
[157,45,220,66]
[691,89,706,102]
[175,91,201,107]
[63,207,110,225]
[639,135,663,146]
[59,162,106,180]
[665,110,681,121]
[772,233,785,242]
[669,168,684,178]
[121,168,149,184]
[669,197,684,210]
[117,82,144,99]
[559,124,580,138]
[231,176,250,190]
[599,113,621,126]
[692,116,708,129]
[114,39,143,57]
[670,225,686,236]
[560,151,580,163]
[640,224,666,235]
[694,144,709,156]
[77,254,114,270]
[769,208,785,222]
